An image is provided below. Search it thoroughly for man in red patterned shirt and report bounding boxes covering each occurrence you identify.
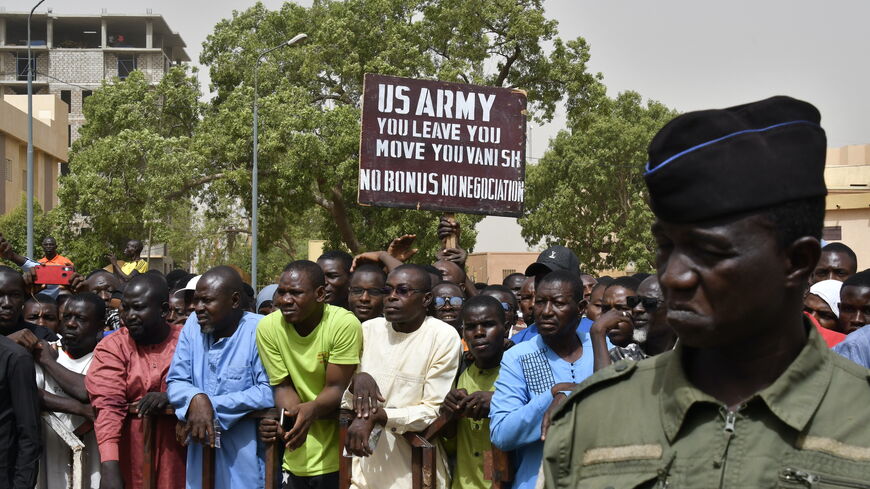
[86,274,186,489]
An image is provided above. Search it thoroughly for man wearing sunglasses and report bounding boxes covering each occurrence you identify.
[348,264,387,323]
[430,282,465,334]
[591,276,676,372]
[342,264,461,489]
[589,277,640,371]
[546,97,870,487]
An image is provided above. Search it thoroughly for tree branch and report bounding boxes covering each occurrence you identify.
[327,184,362,254]
[495,45,521,87]
[165,172,227,200]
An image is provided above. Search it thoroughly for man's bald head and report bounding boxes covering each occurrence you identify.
[199,266,244,296]
[126,273,169,304]
[433,260,466,288]
[194,266,245,336]
[0,266,25,291]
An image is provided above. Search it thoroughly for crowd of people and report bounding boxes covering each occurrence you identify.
[2,95,870,489]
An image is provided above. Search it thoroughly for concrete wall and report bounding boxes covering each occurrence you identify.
[0,94,68,213]
[466,252,538,284]
[49,49,104,84]
[825,208,870,270]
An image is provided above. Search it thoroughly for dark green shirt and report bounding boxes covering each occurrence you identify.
[543,325,870,488]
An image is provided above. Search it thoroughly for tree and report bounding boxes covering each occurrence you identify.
[55,68,205,272]
[520,91,677,272]
[0,197,52,267]
[197,0,601,259]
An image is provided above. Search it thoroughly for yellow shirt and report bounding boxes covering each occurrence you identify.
[119,259,148,275]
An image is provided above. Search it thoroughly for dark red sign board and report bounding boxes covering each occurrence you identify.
[358,74,527,217]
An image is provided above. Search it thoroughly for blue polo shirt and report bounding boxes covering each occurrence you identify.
[510,317,593,343]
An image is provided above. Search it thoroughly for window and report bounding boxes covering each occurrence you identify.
[117,55,137,80]
[823,226,842,241]
[16,53,36,81]
[82,90,93,108]
[60,90,72,113]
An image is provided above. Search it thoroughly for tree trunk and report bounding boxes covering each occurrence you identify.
[328,185,362,254]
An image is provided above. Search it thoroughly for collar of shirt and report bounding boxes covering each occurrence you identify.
[659,319,831,442]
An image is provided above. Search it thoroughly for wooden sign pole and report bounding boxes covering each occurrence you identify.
[442,213,458,249]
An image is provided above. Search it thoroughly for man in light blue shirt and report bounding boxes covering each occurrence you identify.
[833,325,870,368]
[168,266,273,489]
[490,271,606,489]
[511,245,591,344]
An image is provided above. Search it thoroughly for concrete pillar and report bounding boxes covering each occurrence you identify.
[46,18,52,48]
[101,19,106,48]
[146,20,153,49]
[0,18,6,46]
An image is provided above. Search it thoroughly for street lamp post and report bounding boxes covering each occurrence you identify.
[26,0,46,258]
[251,33,307,290]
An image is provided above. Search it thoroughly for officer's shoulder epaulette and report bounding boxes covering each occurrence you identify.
[550,360,639,422]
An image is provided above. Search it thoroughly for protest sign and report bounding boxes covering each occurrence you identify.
[358,74,527,217]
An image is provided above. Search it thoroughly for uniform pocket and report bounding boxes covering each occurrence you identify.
[573,471,661,489]
[571,454,673,489]
[778,467,870,488]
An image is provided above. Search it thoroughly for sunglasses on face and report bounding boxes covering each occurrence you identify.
[626,296,663,310]
[382,285,427,297]
[434,296,463,308]
[349,287,385,297]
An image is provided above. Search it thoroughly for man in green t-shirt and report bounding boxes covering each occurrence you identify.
[442,295,508,489]
[256,260,362,489]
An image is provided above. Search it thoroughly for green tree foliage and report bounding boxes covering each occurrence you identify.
[520,91,678,272]
[56,68,205,272]
[198,0,601,259]
[0,197,52,268]
[56,0,604,279]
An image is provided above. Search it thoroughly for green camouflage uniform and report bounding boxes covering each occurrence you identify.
[543,325,870,488]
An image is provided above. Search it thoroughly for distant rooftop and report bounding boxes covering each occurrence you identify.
[0,9,189,62]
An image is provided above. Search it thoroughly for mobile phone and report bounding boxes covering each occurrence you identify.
[280,409,294,431]
[34,265,74,285]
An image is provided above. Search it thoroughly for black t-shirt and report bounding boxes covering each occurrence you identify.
[1,318,58,342]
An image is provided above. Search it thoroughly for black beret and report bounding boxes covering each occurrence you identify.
[644,96,827,222]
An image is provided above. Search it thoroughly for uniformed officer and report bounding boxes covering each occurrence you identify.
[543,96,870,488]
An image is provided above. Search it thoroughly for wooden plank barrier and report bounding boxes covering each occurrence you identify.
[127,405,282,489]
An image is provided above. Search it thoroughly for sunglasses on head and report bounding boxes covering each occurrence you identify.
[626,296,663,310]
[434,296,463,308]
[499,302,512,312]
[382,285,427,297]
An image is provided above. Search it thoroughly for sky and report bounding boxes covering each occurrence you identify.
[7,0,870,253]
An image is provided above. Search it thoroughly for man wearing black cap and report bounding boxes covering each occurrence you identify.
[512,246,590,343]
[544,96,870,486]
